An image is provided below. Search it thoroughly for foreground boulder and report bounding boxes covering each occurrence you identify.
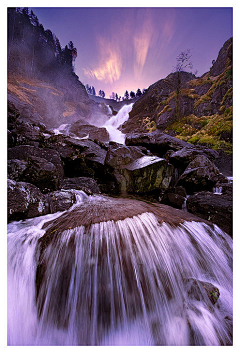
[22,155,60,193]
[116,155,174,195]
[7,159,28,181]
[186,190,232,236]
[64,137,107,179]
[8,179,48,222]
[176,155,227,194]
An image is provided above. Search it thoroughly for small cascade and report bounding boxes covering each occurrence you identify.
[7,196,233,346]
[182,195,190,212]
[53,123,71,135]
[213,186,223,195]
[103,103,133,144]
[106,105,112,115]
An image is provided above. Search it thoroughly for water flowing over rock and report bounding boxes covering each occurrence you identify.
[7,196,233,345]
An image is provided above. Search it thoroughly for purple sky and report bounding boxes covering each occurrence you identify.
[31,7,233,98]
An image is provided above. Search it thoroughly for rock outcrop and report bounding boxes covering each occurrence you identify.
[8,179,48,221]
[186,187,232,236]
[125,130,189,156]
[176,155,227,194]
[69,121,109,143]
[104,142,173,195]
[122,71,195,133]
[118,156,174,195]
[60,177,100,195]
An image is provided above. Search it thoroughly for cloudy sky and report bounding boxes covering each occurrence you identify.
[31,6,233,98]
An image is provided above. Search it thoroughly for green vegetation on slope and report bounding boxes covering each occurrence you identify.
[164,107,232,153]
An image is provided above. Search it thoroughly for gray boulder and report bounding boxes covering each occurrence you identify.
[160,186,187,209]
[117,155,174,194]
[8,179,47,222]
[48,190,76,213]
[105,143,146,168]
[64,137,107,179]
[8,145,64,181]
[7,159,28,181]
[177,155,227,194]
[22,155,59,193]
[60,177,100,195]
[169,146,219,169]
[125,130,190,157]
[69,122,109,143]
[186,190,232,236]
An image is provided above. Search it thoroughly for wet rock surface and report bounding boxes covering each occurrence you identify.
[47,190,76,213]
[7,179,48,221]
[186,190,232,236]
[125,130,189,156]
[176,155,227,194]
[105,142,146,168]
[161,186,187,209]
[69,122,109,143]
[184,278,220,305]
[121,156,174,194]
[60,177,100,195]
[169,146,219,168]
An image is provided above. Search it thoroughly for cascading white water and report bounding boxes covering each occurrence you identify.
[53,123,71,135]
[7,193,233,346]
[103,103,133,144]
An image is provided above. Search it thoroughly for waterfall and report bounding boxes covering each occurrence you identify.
[7,194,233,346]
[53,123,71,135]
[103,103,133,144]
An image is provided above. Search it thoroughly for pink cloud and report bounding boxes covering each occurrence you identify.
[83,37,122,84]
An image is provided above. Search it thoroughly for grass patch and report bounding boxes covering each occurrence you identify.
[143,117,157,132]
[164,112,232,154]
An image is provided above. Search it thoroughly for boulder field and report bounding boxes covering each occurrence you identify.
[7,101,232,237]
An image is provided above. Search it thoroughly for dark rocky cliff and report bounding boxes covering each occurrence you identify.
[7,7,108,129]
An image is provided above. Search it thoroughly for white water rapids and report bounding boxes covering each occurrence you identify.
[52,103,133,144]
[102,103,133,144]
[7,192,233,346]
